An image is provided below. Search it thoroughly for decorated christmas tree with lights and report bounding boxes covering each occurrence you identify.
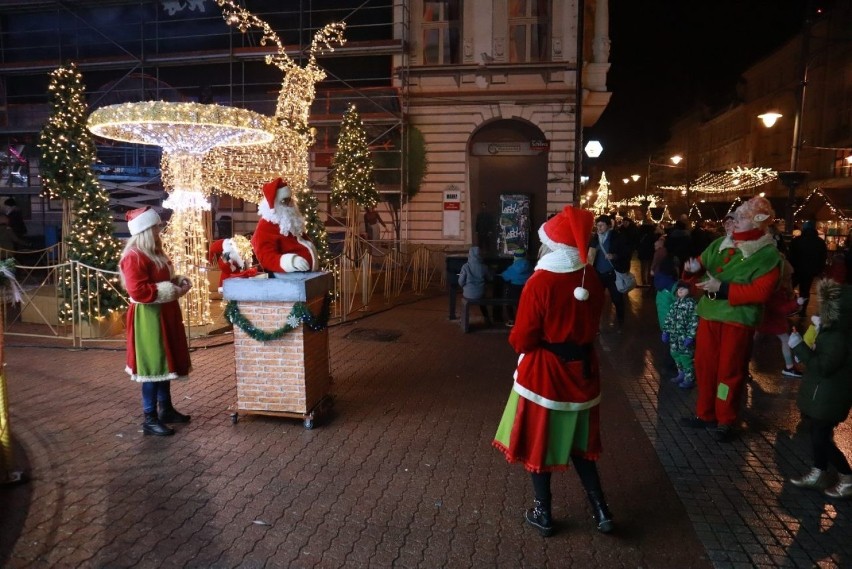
[329,104,379,208]
[592,172,611,215]
[37,63,123,323]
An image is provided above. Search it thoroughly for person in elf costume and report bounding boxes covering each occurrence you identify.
[493,205,614,538]
[681,196,782,442]
[119,207,192,437]
[250,177,318,274]
[208,236,258,292]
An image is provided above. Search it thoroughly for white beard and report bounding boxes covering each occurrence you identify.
[259,200,306,236]
[276,205,306,236]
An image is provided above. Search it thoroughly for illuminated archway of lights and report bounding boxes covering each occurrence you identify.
[88,101,274,326]
[660,167,778,195]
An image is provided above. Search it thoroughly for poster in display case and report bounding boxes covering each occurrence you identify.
[499,193,530,255]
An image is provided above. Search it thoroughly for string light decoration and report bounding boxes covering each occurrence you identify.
[609,194,658,209]
[88,101,273,326]
[37,63,123,323]
[591,172,611,215]
[660,166,777,195]
[794,187,851,221]
[208,1,346,270]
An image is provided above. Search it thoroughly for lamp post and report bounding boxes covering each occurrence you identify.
[644,154,689,214]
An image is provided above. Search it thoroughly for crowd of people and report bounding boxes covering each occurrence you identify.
[489,201,852,539]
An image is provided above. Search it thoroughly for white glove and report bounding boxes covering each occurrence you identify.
[280,253,310,272]
[797,296,806,306]
[810,315,821,329]
[684,257,701,273]
[788,331,803,349]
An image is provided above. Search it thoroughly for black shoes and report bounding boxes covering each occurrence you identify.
[524,499,553,537]
[681,416,716,429]
[142,412,175,436]
[587,491,614,534]
[159,403,191,424]
[711,424,736,443]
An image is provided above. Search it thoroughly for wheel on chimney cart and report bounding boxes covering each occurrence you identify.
[303,415,314,430]
[230,412,239,424]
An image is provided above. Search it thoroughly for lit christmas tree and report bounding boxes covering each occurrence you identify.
[329,104,379,208]
[37,63,123,323]
[294,183,331,270]
[592,171,611,215]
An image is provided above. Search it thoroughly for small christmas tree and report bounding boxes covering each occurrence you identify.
[295,186,331,270]
[329,104,379,208]
[37,63,123,323]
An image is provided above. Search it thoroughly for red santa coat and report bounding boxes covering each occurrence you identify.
[251,217,316,273]
[120,249,191,382]
[493,267,605,472]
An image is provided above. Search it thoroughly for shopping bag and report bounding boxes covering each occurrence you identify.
[615,271,637,293]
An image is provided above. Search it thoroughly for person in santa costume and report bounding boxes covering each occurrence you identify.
[681,196,782,442]
[493,205,614,537]
[251,177,318,274]
[119,207,192,436]
[208,236,258,292]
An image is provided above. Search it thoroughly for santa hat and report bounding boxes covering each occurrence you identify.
[261,177,292,209]
[538,205,594,264]
[208,238,225,263]
[126,206,161,236]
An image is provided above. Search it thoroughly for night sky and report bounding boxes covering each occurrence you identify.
[587,0,832,167]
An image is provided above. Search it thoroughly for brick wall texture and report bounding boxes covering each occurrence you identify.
[232,296,330,415]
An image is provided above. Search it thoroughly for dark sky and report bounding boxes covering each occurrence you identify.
[587,0,828,167]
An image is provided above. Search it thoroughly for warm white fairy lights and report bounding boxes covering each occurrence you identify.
[161,206,212,326]
[609,194,658,209]
[205,3,346,202]
[660,166,777,195]
[87,101,274,326]
[87,101,273,154]
[794,187,851,221]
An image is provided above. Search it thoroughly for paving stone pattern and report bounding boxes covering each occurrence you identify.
[0,290,849,568]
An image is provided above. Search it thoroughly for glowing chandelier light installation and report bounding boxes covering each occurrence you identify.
[88,101,274,326]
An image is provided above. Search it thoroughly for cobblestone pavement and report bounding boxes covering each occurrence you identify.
[0,288,849,568]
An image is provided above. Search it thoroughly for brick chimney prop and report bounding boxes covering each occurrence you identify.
[223,272,332,429]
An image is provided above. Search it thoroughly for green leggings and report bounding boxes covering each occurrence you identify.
[670,348,695,382]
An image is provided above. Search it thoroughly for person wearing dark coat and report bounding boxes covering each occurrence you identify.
[636,222,658,287]
[665,219,692,273]
[788,279,852,499]
[588,215,631,329]
[4,198,27,238]
[788,221,828,314]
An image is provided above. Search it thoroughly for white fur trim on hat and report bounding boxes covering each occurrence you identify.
[127,208,161,236]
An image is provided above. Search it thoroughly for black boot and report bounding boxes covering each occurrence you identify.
[524,498,554,537]
[143,412,175,436]
[587,491,614,533]
[159,402,191,424]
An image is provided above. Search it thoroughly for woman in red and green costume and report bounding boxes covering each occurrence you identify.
[120,207,193,437]
[682,197,782,442]
[493,205,614,537]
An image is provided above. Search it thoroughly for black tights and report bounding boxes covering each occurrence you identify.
[810,417,852,474]
[530,456,602,505]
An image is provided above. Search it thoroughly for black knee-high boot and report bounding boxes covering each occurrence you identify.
[574,457,614,533]
[525,472,553,537]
